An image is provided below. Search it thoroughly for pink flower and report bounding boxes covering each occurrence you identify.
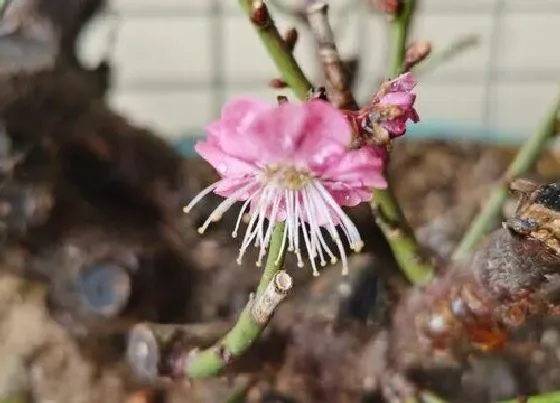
[184,97,387,275]
[374,72,420,138]
[340,72,419,147]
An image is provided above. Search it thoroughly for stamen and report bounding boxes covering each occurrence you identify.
[311,182,353,274]
[291,191,305,267]
[299,216,318,276]
[302,186,335,267]
[313,182,363,251]
[285,189,295,252]
[237,201,262,264]
[232,194,256,238]
[237,183,279,265]
[183,182,219,213]
[256,187,281,267]
[305,184,340,265]
[254,185,276,260]
[274,222,288,266]
[198,182,253,234]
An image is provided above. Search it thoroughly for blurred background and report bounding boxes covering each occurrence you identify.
[79,0,560,146]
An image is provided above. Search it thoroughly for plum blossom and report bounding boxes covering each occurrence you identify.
[184,97,387,276]
[343,72,419,146]
[374,71,419,137]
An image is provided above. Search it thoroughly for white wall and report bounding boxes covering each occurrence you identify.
[78,0,560,140]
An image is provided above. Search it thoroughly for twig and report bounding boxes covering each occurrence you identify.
[371,190,434,285]
[305,1,358,110]
[370,0,435,286]
[385,180,560,372]
[413,34,480,76]
[240,0,312,100]
[389,0,416,76]
[452,87,560,262]
[0,395,27,403]
[127,224,293,380]
[499,392,560,403]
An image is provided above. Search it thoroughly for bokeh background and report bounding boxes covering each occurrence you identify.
[78,0,560,145]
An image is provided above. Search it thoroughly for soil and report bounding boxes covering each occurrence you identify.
[4,129,560,403]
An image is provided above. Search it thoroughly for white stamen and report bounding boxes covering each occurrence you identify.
[184,163,365,277]
[256,187,281,266]
[183,182,218,213]
[232,194,256,238]
[313,182,363,252]
[197,182,253,234]
[274,222,288,266]
[302,186,335,267]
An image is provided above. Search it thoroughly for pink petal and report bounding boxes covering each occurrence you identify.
[380,92,416,108]
[195,141,257,177]
[320,147,387,189]
[204,97,274,164]
[215,178,258,198]
[243,101,308,162]
[390,72,417,91]
[244,100,352,167]
[294,100,353,170]
[382,116,408,136]
[330,187,373,206]
[381,107,419,137]
[220,97,272,132]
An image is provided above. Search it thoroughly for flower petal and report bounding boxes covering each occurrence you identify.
[243,101,308,162]
[195,140,257,177]
[389,72,417,92]
[321,147,387,189]
[380,92,416,108]
[294,100,353,170]
[204,97,274,164]
[244,100,353,168]
[329,187,373,206]
[220,96,272,132]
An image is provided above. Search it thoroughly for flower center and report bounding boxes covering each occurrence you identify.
[264,164,312,190]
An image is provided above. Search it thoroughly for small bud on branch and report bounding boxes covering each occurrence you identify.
[269,78,288,89]
[370,0,401,15]
[250,0,271,27]
[403,40,432,71]
[283,27,298,53]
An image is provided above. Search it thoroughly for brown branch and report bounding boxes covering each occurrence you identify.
[305,1,358,110]
[127,271,294,380]
[383,180,560,372]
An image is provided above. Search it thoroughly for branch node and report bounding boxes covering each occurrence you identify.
[251,270,293,325]
[249,0,271,28]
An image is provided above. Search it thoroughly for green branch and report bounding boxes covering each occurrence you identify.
[370,0,435,286]
[390,0,416,76]
[239,0,312,99]
[500,392,560,403]
[187,223,288,378]
[452,88,560,261]
[372,188,434,285]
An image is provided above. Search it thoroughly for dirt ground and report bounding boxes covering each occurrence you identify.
[3,136,560,403]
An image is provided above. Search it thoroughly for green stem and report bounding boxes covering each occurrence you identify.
[372,188,434,285]
[500,391,560,403]
[452,88,560,262]
[187,223,287,378]
[390,0,416,75]
[239,0,313,100]
[371,0,434,286]
[0,395,27,403]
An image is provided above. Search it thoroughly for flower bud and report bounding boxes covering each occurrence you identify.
[250,0,270,27]
[404,40,432,71]
[370,0,400,15]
